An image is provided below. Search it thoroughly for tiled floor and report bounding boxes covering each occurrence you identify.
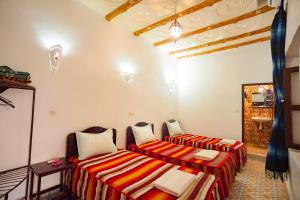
[247,143,268,156]
[228,158,288,200]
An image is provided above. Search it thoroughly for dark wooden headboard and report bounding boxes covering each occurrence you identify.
[162,119,177,139]
[126,122,154,149]
[66,126,117,161]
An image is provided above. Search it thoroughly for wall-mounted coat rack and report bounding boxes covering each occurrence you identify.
[0,95,15,108]
[0,80,35,200]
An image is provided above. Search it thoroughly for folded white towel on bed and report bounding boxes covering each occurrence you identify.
[220,139,236,145]
[194,149,219,160]
[152,169,196,197]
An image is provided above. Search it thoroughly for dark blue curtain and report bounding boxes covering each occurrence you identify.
[265,0,288,181]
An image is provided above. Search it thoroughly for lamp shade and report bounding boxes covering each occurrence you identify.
[170,20,183,38]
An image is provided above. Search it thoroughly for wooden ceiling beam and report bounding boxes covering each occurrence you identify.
[133,0,221,36]
[154,5,274,46]
[105,0,143,21]
[169,26,271,55]
[177,36,271,59]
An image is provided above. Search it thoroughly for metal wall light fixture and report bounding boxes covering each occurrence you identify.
[168,80,176,93]
[49,44,63,72]
[119,62,135,83]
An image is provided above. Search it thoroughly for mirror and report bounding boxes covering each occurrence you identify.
[252,93,265,107]
[252,90,273,107]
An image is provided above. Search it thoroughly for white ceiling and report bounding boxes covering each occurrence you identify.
[79,0,276,58]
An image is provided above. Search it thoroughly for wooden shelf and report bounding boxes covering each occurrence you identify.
[0,80,35,93]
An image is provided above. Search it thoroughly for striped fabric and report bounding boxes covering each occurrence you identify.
[164,134,247,171]
[129,141,235,197]
[72,150,225,200]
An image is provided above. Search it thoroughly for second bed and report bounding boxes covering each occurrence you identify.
[127,122,236,198]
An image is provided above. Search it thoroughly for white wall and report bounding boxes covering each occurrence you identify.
[285,0,300,54]
[176,42,273,140]
[0,0,178,198]
[285,0,300,198]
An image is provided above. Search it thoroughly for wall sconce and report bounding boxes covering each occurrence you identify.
[49,44,63,72]
[122,71,134,83]
[165,69,177,93]
[119,62,135,84]
[168,80,176,93]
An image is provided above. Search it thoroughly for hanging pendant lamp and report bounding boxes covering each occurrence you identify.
[169,0,183,39]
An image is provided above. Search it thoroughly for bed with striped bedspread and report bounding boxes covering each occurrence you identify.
[72,149,225,200]
[164,134,247,171]
[128,141,235,197]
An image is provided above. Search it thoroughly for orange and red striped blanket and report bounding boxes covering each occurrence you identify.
[164,134,247,171]
[72,149,225,200]
[129,141,235,197]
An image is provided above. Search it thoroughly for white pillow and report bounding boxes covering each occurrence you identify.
[132,124,156,146]
[76,129,117,160]
[166,121,184,136]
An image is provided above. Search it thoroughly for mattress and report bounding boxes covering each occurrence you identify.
[72,149,225,200]
[164,134,247,171]
[129,141,235,197]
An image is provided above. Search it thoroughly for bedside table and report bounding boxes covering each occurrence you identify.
[29,158,73,200]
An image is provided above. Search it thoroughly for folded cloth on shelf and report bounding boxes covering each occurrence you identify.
[0,66,14,73]
[14,72,31,80]
[219,139,236,145]
[152,168,196,197]
[195,149,219,160]
[0,66,31,80]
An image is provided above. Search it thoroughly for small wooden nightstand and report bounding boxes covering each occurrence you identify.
[29,158,73,200]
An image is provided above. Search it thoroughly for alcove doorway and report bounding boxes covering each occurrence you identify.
[242,83,274,158]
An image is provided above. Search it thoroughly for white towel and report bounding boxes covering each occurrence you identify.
[152,169,196,197]
[220,139,236,145]
[194,149,219,160]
